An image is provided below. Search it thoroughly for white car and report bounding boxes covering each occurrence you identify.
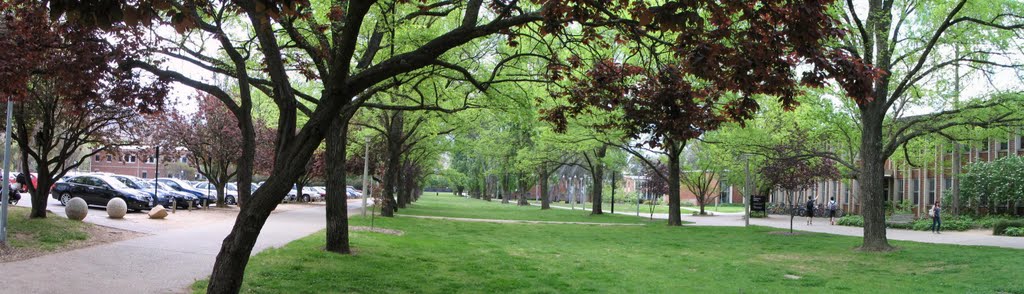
[193,182,240,205]
[285,185,319,202]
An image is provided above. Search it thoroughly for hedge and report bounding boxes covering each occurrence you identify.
[993,220,1024,236]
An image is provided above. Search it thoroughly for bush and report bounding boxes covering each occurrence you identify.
[993,220,1024,235]
[837,215,864,227]
[911,216,972,231]
[974,215,1021,229]
[1004,227,1024,237]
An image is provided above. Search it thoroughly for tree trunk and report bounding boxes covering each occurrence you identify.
[381,111,402,217]
[500,172,510,204]
[859,104,893,251]
[540,164,550,209]
[591,146,606,214]
[951,142,961,216]
[517,174,529,206]
[325,113,350,254]
[216,183,227,207]
[667,140,683,226]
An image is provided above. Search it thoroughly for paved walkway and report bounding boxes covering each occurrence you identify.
[1,201,366,294]
[545,204,1024,250]
[398,214,645,226]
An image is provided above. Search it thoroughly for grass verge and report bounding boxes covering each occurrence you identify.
[3,206,88,251]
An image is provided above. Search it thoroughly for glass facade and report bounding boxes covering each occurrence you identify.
[912,179,920,205]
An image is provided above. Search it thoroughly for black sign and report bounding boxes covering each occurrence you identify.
[750,195,766,212]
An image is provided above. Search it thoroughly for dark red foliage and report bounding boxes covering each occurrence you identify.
[539,0,879,147]
[0,2,167,109]
[759,130,840,191]
[642,159,670,196]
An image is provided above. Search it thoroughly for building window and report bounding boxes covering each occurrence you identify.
[844,185,850,204]
[142,171,148,178]
[912,179,920,205]
[94,155,101,161]
[180,156,188,163]
[106,155,112,162]
[981,141,989,152]
[1000,140,1009,151]
[127,155,137,163]
[719,181,729,204]
[895,179,903,202]
[927,178,935,204]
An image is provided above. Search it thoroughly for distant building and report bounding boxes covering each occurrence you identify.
[89,147,194,179]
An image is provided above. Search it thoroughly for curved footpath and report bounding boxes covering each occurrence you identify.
[0,202,365,294]
[546,204,1024,250]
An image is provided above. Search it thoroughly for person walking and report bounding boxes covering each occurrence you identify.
[930,201,942,234]
[827,197,838,225]
[805,196,817,225]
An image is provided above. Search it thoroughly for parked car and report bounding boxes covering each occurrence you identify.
[157,178,215,205]
[51,175,153,211]
[285,185,318,202]
[111,175,173,207]
[193,182,239,205]
[346,186,363,199]
[139,180,202,209]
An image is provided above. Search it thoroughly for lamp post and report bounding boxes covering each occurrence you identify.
[0,99,12,246]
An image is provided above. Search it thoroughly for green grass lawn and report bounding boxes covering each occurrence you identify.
[395,192,653,224]
[550,202,748,214]
[192,194,1023,293]
[4,206,89,250]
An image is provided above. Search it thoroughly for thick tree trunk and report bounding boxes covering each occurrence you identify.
[381,111,402,216]
[668,141,683,226]
[591,146,606,214]
[325,114,350,254]
[215,183,227,207]
[859,106,893,251]
[235,118,256,208]
[539,165,550,209]
[517,175,529,206]
[500,172,510,204]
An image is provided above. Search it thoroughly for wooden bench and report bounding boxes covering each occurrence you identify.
[885,214,915,225]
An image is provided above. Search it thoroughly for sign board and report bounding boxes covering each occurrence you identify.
[750,195,766,212]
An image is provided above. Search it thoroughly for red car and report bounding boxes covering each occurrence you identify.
[8,173,38,192]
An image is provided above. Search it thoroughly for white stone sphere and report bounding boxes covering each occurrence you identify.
[66,197,88,221]
[107,198,128,219]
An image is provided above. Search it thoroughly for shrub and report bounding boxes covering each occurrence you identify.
[974,215,1023,229]
[837,215,864,227]
[1004,227,1024,237]
[910,216,972,231]
[993,220,1024,235]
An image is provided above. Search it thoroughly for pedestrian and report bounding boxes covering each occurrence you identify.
[805,195,817,225]
[930,201,942,234]
[828,197,838,225]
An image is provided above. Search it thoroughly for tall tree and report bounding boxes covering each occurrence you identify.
[0,2,166,218]
[834,0,1024,250]
[165,94,242,207]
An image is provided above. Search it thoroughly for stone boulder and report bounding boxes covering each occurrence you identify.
[66,197,88,221]
[107,198,128,219]
[148,205,168,219]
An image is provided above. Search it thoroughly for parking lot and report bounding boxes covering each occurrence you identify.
[13,192,332,234]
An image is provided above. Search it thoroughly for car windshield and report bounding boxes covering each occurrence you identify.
[97,176,130,189]
[226,183,238,191]
[169,180,194,189]
[116,177,144,189]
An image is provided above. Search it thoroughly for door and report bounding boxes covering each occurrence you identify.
[78,177,103,205]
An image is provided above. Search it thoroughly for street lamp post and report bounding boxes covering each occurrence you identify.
[0,99,12,246]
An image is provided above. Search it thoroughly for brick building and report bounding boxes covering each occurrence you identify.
[89,147,194,179]
[768,134,1024,217]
